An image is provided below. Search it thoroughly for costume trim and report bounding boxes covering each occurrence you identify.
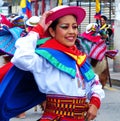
[35,48,76,78]
[35,48,95,82]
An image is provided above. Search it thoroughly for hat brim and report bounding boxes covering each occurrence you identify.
[0,27,23,56]
[26,19,35,27]
[26,16,41,27]
[12,16,24,21]
[46,6,86,25]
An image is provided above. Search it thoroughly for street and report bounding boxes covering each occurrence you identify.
[10,84,120,121]
[95,84,120,121]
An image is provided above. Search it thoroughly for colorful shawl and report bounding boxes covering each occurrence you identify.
[35,39,95,82]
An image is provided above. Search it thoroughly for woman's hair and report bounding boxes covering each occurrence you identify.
[47,18,59,37]
[49,19,59,30]
[101,15,108,21]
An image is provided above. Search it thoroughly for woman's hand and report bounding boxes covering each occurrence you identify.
[38,11,53,32]
[85,104,98,121]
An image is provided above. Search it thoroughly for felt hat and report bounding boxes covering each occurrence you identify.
[0,26,23,56]
[46,5,86,25]
[45,5,86,36]
[26,16,41,27]
[0,65,46,120]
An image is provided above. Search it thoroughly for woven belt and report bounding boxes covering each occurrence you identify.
[40,94,89,121]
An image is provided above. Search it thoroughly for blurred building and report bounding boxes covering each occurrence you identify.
[0,1,12,16]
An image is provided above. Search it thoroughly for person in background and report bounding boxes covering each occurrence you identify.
[11,5,105,121]
[99,15,113,47]
[78,23,108,89]
[0,14,26,119]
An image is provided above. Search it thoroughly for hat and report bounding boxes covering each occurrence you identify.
[0,27,23,56]
[11,15,24,21]
[46,5,86,25]
[86,23,98,33]
[11,15,25,28]
[26,16,41,27]
[0,65,46,120]
[45,5,86,36]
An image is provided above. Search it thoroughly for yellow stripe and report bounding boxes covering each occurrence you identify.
[65,52,86,66]
[77,55,86,65]
[104,85,118,91]
[100,24,107,30]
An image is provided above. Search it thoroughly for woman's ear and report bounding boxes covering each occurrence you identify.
[48,27,55,37]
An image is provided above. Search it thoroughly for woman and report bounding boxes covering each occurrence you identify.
[99,15,113,46]
[11,5,105,121]
[79,23,108,89]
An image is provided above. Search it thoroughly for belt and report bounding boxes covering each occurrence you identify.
[40,94,89,121]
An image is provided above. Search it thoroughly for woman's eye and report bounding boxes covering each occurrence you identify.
[60,25,69,29]
[72,25,78,29]
[59,25,78,30]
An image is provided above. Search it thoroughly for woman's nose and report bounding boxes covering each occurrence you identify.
[68,26,75,33]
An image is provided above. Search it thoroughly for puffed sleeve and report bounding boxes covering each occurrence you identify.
[11,31,40,71]
[86,74,105,108]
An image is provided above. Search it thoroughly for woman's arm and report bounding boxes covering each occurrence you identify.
[86,74,105,121]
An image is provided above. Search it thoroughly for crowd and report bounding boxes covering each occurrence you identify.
[0,4,116,121]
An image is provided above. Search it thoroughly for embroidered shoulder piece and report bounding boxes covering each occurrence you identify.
[80,61,95,82]
[35,48,95,82]
[35,48,76,78]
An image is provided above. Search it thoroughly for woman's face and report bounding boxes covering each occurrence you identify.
[49,15,78,47]
[100,18,106,26]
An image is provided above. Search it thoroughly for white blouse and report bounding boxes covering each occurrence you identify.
[11,31,105,101]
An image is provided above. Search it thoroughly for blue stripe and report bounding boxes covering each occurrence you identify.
[27,0,31,10]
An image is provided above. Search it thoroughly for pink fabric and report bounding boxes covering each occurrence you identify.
[0,14,13,28]
[89,39,107,61]
[81,32,101,43]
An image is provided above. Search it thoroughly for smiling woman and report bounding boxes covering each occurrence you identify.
[0,5,105,121]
